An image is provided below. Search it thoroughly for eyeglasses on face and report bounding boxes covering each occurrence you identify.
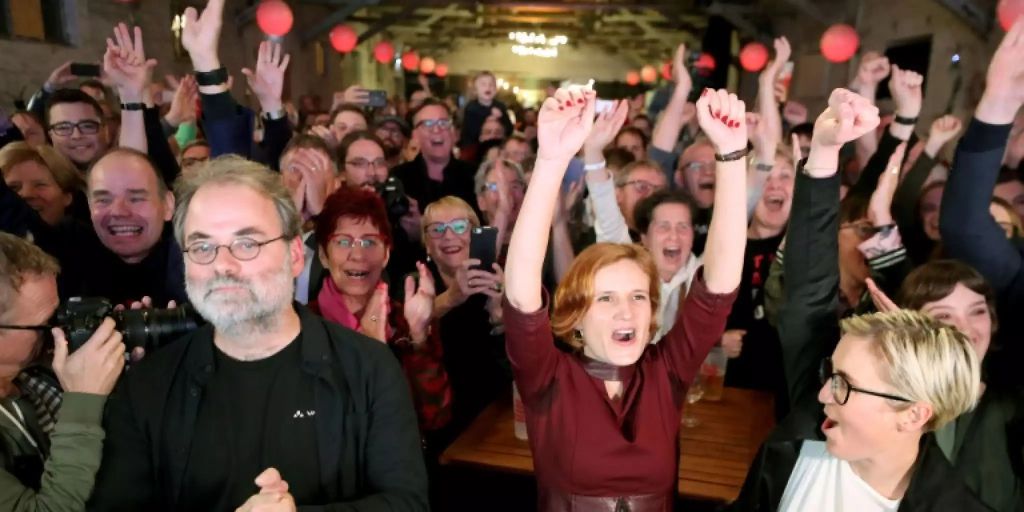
[819,357,912,406]
[345,158,388,171]
[840,221,880,240]
[415,118,453,131]
[48,120,102,137]
[425,218,470,239]
[329,235,383,250]
[621,179,662,196]
[183,235,286,265]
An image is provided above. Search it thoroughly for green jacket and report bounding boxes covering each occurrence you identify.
[0,392,107,512]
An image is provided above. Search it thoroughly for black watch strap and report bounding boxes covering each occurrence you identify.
[194,67,228,87]
[893,115,918,125]
[715,148,749,162]
[120,102,145,111]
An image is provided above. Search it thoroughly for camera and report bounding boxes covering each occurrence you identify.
[55,297,201,353]
[374,175,410,220]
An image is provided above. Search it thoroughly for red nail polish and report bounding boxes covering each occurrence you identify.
[731,121,739,128]
[712,110,720,119]
[577,98,584,104]
[565,100,573,107]
[558,106,564,111]
[722,116,730,124]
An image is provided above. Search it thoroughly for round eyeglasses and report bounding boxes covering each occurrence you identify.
[183,236,286,265]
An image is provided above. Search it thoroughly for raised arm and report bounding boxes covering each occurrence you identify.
[506,86,595,312]
[243,40,293,170]
[649,43,693,183]
[103,23,155,154]
[782,89,880,409]
[849,52,890,166]
[582,99,632,243]
[699,88,748,294]
[941,20,1024,296]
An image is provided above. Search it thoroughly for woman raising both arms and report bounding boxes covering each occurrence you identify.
[502,85,748,510]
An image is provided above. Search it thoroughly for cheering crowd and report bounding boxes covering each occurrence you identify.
[0,0,1022,510]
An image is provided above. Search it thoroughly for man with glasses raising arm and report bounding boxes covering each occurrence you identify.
[392,98,480,219]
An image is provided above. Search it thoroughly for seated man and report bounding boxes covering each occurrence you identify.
[89,156,428,511]
[0,233,124,511]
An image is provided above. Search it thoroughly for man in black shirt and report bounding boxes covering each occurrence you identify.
[392,98,480,217]
[89,155,427,511]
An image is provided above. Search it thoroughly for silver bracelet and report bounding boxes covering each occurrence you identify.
[583,160,606,172]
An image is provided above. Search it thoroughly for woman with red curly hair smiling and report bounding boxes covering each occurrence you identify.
[503,83,748,510]
[309,186,451,432]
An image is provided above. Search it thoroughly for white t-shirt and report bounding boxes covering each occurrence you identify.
[778,441,902,512]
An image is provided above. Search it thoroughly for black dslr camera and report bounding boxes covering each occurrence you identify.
[55,297,201,353]
[374,176,410,221]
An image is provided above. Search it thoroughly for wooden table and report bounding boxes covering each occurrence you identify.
[439,387,775,504]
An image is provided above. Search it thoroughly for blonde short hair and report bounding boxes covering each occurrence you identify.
[0,141,84,194]
[172,155,302,246]
[420,196,481,240]
[840,310,981,431]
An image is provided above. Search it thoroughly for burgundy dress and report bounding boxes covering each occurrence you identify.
[503,270,737,511]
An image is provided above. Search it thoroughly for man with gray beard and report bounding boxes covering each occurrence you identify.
[89,155,428,511]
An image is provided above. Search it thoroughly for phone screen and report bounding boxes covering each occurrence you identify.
[595,99,615,114]
[367,90,387,108]
[70,63,101,78]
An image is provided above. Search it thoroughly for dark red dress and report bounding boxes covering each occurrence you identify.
[503,271,737,511]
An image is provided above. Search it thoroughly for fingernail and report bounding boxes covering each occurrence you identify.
[577,98,584,104]
[558,106,564,111]
[721,116,730,124]
[565,101,573,107]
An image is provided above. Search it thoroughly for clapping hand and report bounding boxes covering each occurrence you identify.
[165,75,199,127]
[403,262,436,345]
[695,88,748,155]
[867,142,906,227]
[242,40,290,113]
[103,23,156,103]
[235,468,296,512]
[359,283,389,343]
[536,85,596,162]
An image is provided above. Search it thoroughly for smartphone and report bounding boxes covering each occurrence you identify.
[469,226,499,273]
[70,63,101,77]
[367,90,387,108]
[595,99,615,114]
[776,61,795,102]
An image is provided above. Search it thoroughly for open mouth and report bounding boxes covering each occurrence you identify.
[763,195,786,211]
[440,246,462,255]
[697,182,714,191]
[107,225,143,237]
[822,417,839,432]
[344,270,371,279]
[663,248,682,260]
[429,137,446,148]
[611,329,636,343]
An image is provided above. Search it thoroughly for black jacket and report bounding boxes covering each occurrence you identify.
[729,166,991,512]
[391,154,481,219]
[940,118,1024,389]
[88,305,429,511]
[458,99,513,148]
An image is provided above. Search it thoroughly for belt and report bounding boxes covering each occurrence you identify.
[538,487,672,512]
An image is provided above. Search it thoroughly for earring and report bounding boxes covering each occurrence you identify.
[573,330,584,343]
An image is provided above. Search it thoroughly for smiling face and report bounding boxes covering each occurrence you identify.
[88,153,173,263]
[919,283,992,361]
[422,204,472,274]
[577,259,653,366]
[751,156,795,233]
[818,335,913,462]
[319,216,389,300]
[48,102,107,168]
[616,165,667,230]
[676,143,716,209]
[413,104,454,164]
[641,203,693,283]
[919,185,944,241]
[477,160,525,225]
[4,159,72,226]
[183,183,304,337]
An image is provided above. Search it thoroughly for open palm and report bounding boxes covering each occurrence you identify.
[536,86,596,162]
[404,263,436,340]
[104,23,156,100]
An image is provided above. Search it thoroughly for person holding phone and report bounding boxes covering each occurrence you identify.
[503,85,747,510]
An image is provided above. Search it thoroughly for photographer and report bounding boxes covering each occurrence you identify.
[0,233,125,511]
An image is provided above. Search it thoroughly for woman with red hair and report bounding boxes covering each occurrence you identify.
[310,187,451,432]
[503,85,749,510]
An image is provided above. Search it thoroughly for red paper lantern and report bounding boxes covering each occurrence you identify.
[401,51,419,72]
[661,61,672,80]
[435,63,448,78]
[419,57,436,74]
[625,70,640,86]
[256,0,293,37]
[820,24,860,63]
[329,24,357,53]
[373,41,395,64]
[695,53,716,71]
[739,42,770,72]
[640,65,657,83]
[998,0,1024,30]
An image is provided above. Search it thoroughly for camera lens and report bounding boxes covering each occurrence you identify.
[116,304,200,352]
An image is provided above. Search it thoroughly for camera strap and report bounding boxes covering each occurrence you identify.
[0,400,41,455]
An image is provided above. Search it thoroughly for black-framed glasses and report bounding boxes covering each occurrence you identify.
[840,221,880,240]
[183,235,286,265]
[345,158,388,171]
[425,219,470,239]
[415,118,452,131]
[819,357,912,405]
[48,120,102,137]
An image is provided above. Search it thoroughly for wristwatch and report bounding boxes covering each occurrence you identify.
[262,108,286,121]
[194,67,228,87]
[893,115,918,126]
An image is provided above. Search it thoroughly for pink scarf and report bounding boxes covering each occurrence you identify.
[316,277,393,338]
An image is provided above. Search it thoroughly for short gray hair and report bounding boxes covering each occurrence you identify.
[172,155,302,246]
[474,158,525,195]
